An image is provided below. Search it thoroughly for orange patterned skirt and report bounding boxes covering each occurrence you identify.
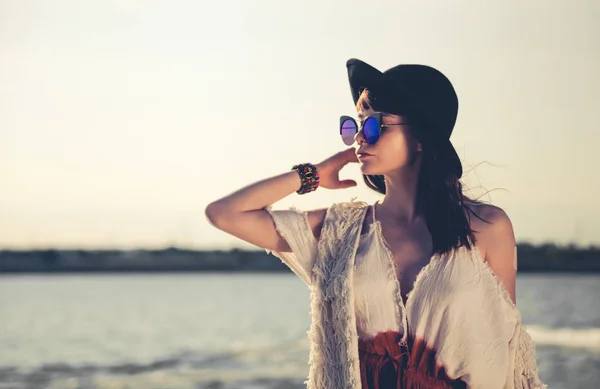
[358,331,467,389]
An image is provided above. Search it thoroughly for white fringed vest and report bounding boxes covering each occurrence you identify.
[303,200,545,389]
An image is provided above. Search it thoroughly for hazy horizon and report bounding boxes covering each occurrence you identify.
[2,0,599,250]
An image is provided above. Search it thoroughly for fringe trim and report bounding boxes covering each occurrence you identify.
[513,324,548,389]
[307,201,368,389]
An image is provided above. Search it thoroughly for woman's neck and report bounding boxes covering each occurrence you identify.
[378,167,423,224]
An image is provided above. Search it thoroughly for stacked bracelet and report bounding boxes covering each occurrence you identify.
[291,163,320,194]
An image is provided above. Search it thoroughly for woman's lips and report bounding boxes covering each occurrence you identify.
[357,153,373,159]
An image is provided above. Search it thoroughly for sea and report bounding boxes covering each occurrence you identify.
[0,273,599,389]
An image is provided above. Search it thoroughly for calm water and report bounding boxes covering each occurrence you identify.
[0,273,599,389]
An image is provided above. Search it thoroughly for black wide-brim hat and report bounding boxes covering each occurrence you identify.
[346,58,463,178]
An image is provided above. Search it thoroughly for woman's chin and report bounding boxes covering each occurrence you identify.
[359,162,380,175]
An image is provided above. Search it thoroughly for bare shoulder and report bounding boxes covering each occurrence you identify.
[465,201,518,303]
[465,201,515,260]
[467,202,510,225]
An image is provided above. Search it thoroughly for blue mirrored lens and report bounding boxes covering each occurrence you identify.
[341,119,357,145]
[363,117,380,144]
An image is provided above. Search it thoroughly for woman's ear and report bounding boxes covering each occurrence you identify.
[417,142,423,152]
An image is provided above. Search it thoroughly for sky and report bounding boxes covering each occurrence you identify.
[1,0,599,250]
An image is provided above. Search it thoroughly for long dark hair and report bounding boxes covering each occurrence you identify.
[358,89,491,256]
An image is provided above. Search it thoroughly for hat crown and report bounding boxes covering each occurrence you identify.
[347,59,458,139]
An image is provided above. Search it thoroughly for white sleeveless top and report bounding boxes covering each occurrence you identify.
[264,200,546,389]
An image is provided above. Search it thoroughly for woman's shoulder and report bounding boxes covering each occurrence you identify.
[465,200,514,250]
[463,199,518,305]
[464,200,510,225]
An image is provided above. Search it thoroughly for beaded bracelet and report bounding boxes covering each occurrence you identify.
[291,163,320,194]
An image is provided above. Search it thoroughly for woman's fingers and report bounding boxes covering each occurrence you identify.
[341,147,359,163]
[315,148,358,190]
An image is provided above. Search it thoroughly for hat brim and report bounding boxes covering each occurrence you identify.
[346,58,385,105]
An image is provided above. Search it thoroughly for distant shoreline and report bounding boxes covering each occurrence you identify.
[1,243,599,274]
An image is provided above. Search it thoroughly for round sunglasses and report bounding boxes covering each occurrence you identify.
[340,112,409,146]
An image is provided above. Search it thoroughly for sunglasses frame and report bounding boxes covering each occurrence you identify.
[339,112,409,146]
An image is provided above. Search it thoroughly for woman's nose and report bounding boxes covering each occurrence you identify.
[354,127,365,144]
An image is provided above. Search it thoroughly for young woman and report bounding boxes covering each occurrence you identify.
[205,59,546,389]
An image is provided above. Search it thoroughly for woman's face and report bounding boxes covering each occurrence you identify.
[354,103,422,176]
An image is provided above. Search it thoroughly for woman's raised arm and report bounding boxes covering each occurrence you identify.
[204,148,359,252]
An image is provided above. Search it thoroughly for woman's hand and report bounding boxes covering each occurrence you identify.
[316,147,359,190]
